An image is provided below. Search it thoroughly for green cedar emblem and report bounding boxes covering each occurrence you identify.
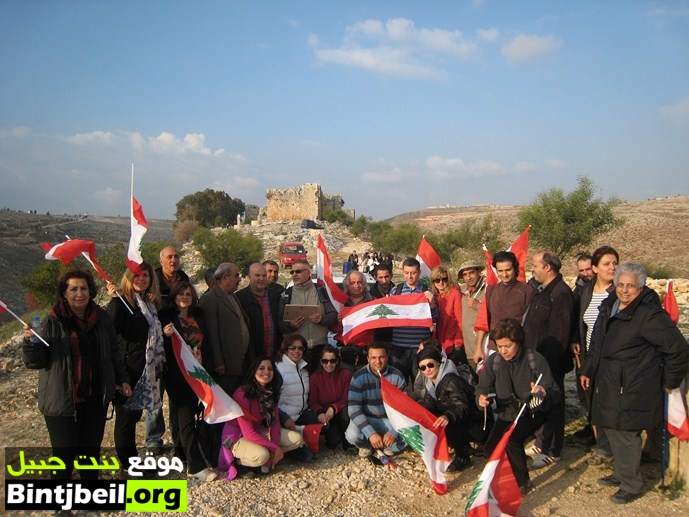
[189,365,216,386]
[465,479,484,512]
[367,304,398,319]
[398,425,424,455]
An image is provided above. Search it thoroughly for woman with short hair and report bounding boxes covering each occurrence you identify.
[22,270,130,479]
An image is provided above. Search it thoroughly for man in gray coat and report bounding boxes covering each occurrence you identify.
[199,262,251,396]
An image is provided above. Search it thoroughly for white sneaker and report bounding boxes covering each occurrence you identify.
[530,453,558,470]
[358,448,372,458]
[382,448,395,457]
[191,468,218,482]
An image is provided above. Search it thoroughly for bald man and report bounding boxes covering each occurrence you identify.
[236,263,282,358]
[156,246,190,309]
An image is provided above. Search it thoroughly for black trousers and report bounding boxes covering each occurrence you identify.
[536,372,565,457]
[324,410,350,448]
[484,412,546,488]
[114,403,143,466]
[44,400,107,480]
[173,397,207,474]
[390,345,418,384]
[446,417,487,456]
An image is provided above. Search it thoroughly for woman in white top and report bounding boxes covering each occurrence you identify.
[276,334,319,426]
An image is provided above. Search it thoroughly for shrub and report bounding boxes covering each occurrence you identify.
[323,209,354,226]
[369,222,423,255]
[20,261,66,307]
[432,216,505,262]
[641,262,678,279]
[193,227,263,273]
[176,189,245,227]
[350,216,370,237]
[174,220,199,244]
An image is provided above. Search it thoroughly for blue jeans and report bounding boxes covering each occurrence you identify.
[345,416,406,452]
[145,392,178,448]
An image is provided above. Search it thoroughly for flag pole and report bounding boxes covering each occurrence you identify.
[0,301,51,347]
[64,234,133,315]
[511,373,543,429]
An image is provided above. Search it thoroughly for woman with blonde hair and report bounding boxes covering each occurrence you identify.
[107,262,165,467]
[430,265,466,365]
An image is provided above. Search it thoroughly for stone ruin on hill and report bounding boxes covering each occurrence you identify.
[259,183,353,222]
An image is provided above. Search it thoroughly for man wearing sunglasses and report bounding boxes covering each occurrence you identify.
[279,259,337,370]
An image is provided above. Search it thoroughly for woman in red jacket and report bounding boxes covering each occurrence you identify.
[308,346,352,449]
[430,265,466,366]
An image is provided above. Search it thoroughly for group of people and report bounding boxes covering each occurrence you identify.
[21,241,688,505]
[346,250,394,275]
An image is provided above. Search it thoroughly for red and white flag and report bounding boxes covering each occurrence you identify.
[340,293,432,345]
[465,421,523,516]
[127,195,149,273]
[381,376,451,495]
[482,245,499,287]
[40,239,112,282]
[507,225,530,283]
[416,236,442,279]
[171,332,243,424]
[663,280,680,325]
[316,234,348,312]
[667,383,689,441]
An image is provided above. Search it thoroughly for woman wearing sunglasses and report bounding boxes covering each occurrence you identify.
[308,346,353,449]
[414,341,482,471]
[429,266,466,366]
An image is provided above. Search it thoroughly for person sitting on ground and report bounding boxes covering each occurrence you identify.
[308,346,353,449]
[413,341,483,471]
[477,318,560,495]
[346,343,407,460]
[222,357,306,475]
[276,334,319,426]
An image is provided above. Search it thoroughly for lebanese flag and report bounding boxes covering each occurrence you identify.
[663,280,680,325]
[127,195,149,273]
[465,421,522,516]
[507,225,530,283]
[340,294,432,345]
[416,236,442,279]
[171,332,243,424]
[40,239,112,282]
[381,376,450,495]
[667,383,689,441]
[482,245,499,288]
[316,234,348,312]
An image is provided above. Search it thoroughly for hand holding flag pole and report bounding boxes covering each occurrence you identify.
[0,300,50,347]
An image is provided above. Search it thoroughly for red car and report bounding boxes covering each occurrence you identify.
[279,241,307,268]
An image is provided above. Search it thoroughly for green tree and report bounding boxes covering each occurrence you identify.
[97,241,167,285]
[175,189,245,227]
[432,216,505,262]
[20,261,66,307]
[350,215,370,237]
[193,227,263,273]
[323,209,354,226]
[369,222,423,255]
[517,176,622,258]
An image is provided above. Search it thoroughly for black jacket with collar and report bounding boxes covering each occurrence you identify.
[582,286,688,431]
[235,285,282,358]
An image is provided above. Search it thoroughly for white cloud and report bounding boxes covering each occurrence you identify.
[94,187,122,204]
[501,34,561,63]
[362,167,406,183]
[287,18,300,28]
[426,156,503,179]
[660,96,689,125]
[144,131,226,156]
[476,27,499,42]
[67,130,115,145]
[513,161,537,173]
[544,158,566,169]
[0,126,32,138]
[312,17,478,78]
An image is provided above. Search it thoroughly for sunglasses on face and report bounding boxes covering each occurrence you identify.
[433,277,449,283]
[320,358,337,365]
[291,269,308,274]
[287,345,305,351]
[418,362,437,371]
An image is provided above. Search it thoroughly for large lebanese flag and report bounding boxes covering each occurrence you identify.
[127,195,148,273]
[465,421,522,516]
[508,226,530,283]
[381,376,450,494]
[315,234,348,312]
[416,236,442,279]
[663,280,680,325]
[40,239,112,282]
[171,332,243,424]
[339,294,432,345]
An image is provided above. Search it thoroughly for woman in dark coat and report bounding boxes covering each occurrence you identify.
[22,270,130,479]
[581,262,688,504]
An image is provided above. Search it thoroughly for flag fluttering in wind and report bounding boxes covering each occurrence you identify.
[416,236,442,279]
[507,226,530,283]
[127,195,148,274]
[464,420,523,516]
[171,332,243,423]
[482,245,499,288]
[663,280,680,325]
[41,238,112,282]
[339,293,432,345]
[666,383,689,441]
[380,376,450,495]
[315,234,348,312]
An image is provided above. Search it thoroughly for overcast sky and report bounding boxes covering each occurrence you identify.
[1,1,688,220]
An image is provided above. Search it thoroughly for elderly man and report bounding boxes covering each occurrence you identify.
[457,260,485,368]
[522,251,574,468]
[199,262,251,395]
[156,246,190,309]
[346,343,407,460]
[473,251,533,365]
[263,259,284,294]
[338,270,374,367]
[236,263,281,358]
[279,259,337,370]
[581,262,688,504]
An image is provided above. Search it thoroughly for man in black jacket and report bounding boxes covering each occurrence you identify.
[523,251,573,468]
[236,262,282,358]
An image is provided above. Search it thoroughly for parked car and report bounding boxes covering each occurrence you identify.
[279,241,307,268]
[300,219,324,230]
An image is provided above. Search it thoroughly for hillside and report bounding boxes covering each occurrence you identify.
[387,196,689,277]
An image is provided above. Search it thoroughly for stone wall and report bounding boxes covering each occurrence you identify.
[265,183,322,221]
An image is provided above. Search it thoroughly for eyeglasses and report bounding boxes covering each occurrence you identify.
[320,358,337,365]
[433,277,449,283]
[418,362,437,371]
[291,269,308,274]
[287,345,305,351]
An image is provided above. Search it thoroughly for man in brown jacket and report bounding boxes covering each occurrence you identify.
[199,262,251,396]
